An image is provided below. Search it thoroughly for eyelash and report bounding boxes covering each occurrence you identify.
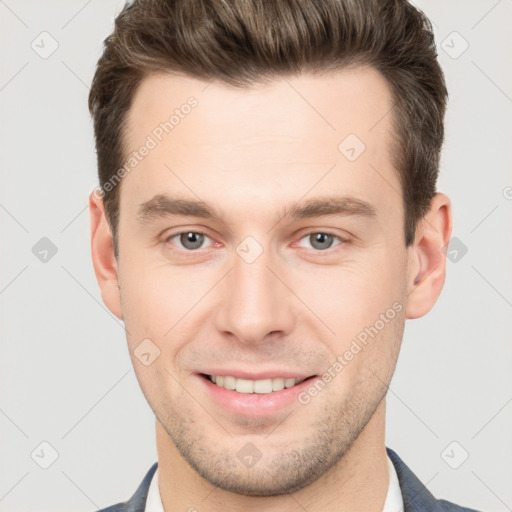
[163,230,349,253]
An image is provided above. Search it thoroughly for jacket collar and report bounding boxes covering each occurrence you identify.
[386,447,440,511]
[123,461,157,512]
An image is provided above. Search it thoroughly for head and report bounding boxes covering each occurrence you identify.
[89,0,451,497]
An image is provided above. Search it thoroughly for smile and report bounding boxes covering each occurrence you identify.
[202,374,314,394]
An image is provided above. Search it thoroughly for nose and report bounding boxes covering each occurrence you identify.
[213,246,296,345]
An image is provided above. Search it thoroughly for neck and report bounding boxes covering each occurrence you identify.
[156,400,389,512]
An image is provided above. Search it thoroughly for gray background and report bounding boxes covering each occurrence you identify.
[0,1,511,511]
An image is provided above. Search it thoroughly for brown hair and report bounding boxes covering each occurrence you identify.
[89,0,447,256]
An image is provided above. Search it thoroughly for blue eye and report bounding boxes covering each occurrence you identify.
[166,232,212,251]
[297,232,344,251]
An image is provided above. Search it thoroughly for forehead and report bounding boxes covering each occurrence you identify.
[120,66,400,225]
[127,65,394,144]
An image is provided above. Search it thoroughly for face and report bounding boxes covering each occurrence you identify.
[93,67,421,495]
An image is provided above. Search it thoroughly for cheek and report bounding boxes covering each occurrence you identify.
[293,255,402,329]
[320,299,405,406]
[120,259,206,335]
[288,247,406,373]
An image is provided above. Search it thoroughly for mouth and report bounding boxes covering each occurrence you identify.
[196,371,320,417]
[199,373,317,394]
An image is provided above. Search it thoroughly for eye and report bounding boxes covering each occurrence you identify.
[165,231,213,251]
[296,232,345,251]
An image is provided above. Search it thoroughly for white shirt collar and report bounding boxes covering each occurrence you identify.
[382,454,404,512]
[145,454,403,512]
[144,465,164,512]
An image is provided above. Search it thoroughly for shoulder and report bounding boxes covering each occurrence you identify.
[93,462,158,512]
[96,505,130,512]
[437,500,482,512]
[386,448,483,512]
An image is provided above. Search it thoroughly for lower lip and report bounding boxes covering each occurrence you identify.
[196,374,318,417]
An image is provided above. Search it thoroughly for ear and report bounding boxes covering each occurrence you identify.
[405,192,453,319]
[89,190,123,320]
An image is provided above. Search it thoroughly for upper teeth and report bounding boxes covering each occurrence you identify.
[210,375,304,393]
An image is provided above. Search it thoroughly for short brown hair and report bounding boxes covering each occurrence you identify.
[89,0,447,257]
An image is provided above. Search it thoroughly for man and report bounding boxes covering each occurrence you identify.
[87,0,481,511]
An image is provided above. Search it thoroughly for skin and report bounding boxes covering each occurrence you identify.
[89,66,452,512]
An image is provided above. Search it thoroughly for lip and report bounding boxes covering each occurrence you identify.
[195,373,318,417]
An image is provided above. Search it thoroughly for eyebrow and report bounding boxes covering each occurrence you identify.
[136,194,378,225]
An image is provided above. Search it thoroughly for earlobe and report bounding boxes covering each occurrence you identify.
[89,191,123,320]
[405,193,453,320]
